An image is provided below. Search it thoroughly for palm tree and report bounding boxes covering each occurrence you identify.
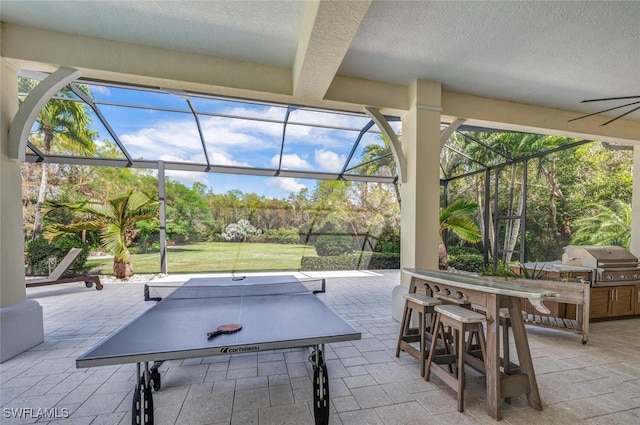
[461,132,565,263]
[359,137,401,205]
[439,199,482,268]
[570,200,631,248]
[43,190,158,278]
[19,77,96,240]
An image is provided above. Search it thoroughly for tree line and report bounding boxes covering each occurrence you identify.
[442,133,633,264]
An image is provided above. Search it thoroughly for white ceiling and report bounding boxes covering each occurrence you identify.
[342,1,640,114]
[2,0,640,122]
[1,1,307,67]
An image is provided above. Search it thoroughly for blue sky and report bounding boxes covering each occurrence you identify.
[81,83,396,199]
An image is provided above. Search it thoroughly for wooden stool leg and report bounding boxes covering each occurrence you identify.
[457,326,465,412]
[440,321,454,374]
[419,308,426,377]
[427,309,437,334]
[476,323,487,362]
[424,312,441,382]
[426,306,488,413]
[396,302,410,357]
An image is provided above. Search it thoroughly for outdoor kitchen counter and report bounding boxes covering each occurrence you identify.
[403,268,559,421]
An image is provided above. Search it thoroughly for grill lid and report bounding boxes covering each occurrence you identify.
[562,245,638,269]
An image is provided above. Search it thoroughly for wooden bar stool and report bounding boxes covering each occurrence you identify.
[396,293,442,377]
[425,304,487,412]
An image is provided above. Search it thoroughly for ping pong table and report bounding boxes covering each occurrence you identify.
[76,275,361,425]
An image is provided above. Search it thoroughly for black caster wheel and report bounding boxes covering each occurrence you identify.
[150,368,161,391]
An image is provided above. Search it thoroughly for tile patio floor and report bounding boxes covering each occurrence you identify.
[1,270,639,424]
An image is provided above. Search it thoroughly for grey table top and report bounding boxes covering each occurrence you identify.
[76,275,361,368]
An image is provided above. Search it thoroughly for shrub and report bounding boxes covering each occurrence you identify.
[482,260,519,277]
[221,219,261,242]
[302,255,359,271]
[261,228,301,244]
[301,252,400,271]
[366,252,401,269]
[314,235,353,256]
[447,253,485,273]
[447,246,481,256]
[25,234,89,276]
[374,226,400,253]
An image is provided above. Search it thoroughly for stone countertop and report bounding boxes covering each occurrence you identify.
[403,268,558,300]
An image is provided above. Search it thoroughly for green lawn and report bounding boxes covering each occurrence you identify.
[86,242,318,275]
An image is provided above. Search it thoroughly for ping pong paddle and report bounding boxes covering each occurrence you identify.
[207,323,242,339]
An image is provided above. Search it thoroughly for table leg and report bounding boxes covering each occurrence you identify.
[310,344,329,425]
[132,362,154,425]
[581,284,590,345]
[485,295,501,420]
[508,297,542,411]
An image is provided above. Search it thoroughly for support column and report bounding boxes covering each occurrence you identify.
[400,80,442,284]
[393,80,442,321]
[1,62,44,362]
[631,146,640,257]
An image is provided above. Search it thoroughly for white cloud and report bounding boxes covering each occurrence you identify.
[119,115,281,165]
[88,84,110,96]
[272,153,312,170]
[201,116,282,148]
[283,123,311,137]
[315,149,346,173]
[158,154,208,187]
[120,120,202,159]
[165,170,208,187]
[112,103,370,174]
[226,105,287,121]
[265,177,307,195]
[209,151,251,167]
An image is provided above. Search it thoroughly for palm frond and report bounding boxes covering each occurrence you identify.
[101,223,128,261]
[440,199,481,243]
[43,221,103,242]
[441,215,482,242]
[571,201,631,248]
[42,199,87,215]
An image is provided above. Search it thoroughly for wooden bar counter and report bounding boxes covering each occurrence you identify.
[403,268,559,420]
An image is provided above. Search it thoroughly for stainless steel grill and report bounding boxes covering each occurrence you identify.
[562,245,640,286]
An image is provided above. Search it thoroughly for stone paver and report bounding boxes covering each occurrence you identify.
[1,270,639,424]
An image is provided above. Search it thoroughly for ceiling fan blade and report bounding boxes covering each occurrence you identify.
[581,95,640,103]
[600,105,640,126]
[568,100,640,123]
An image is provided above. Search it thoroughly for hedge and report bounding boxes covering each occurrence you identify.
[314,234,353,256]
[301,252,400,271]
[254,228,301,244]
[447,253,484,273]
